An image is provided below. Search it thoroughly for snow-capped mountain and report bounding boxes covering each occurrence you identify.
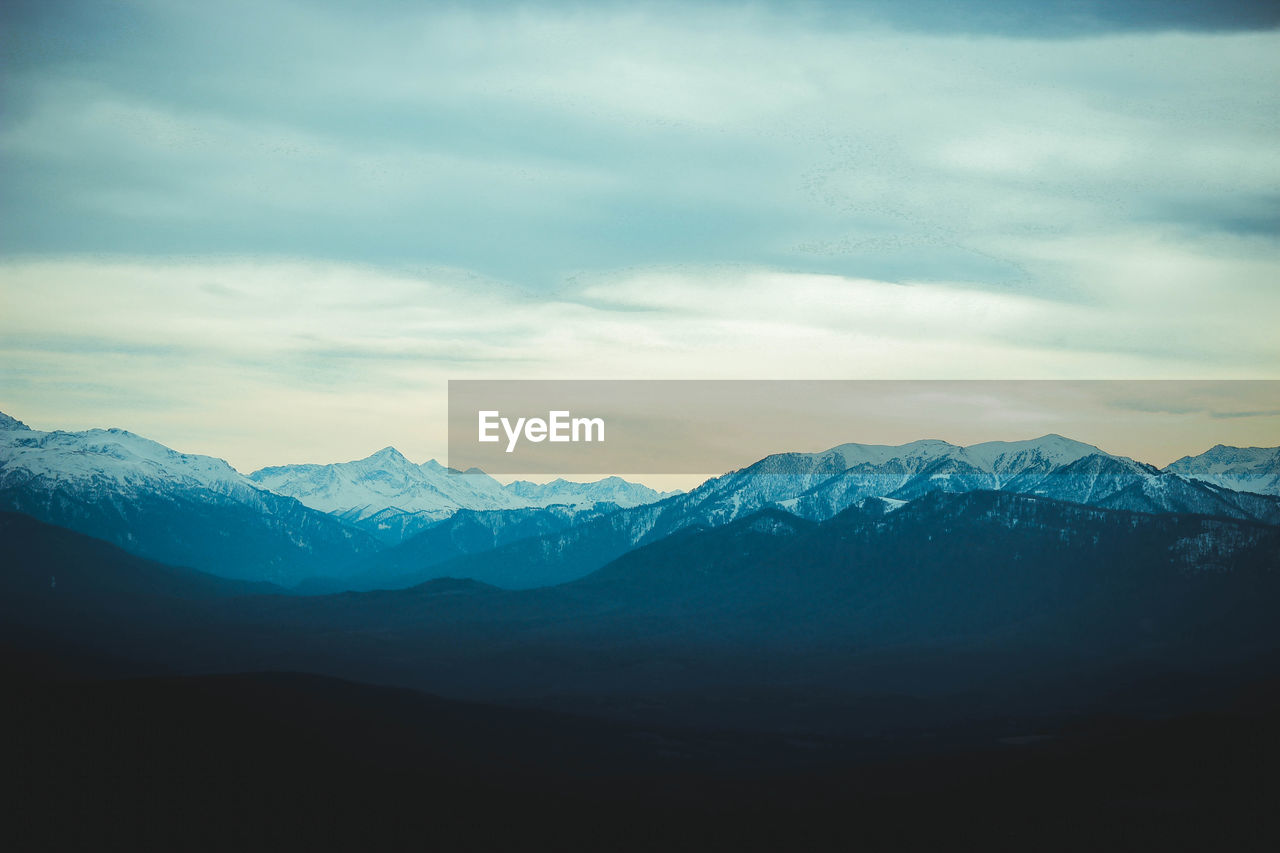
[781,436,1090,517]
[505,476,677,509]
[3,421,264,502]
[0,412,380,583]
[249,451,674,519]
[701,435,1091,520]
[1164,445,1280,496]
[705,434,1279,525]
[412,434,1280,589]
[5,406,1277,593]
[249,448,521,515]
[0,410,673,584]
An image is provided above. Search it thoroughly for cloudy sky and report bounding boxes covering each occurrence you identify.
[2,0,1278,473]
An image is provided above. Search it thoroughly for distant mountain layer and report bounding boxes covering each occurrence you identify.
[0,511,284,605]
[306,502,629,592]
[1166,444,1280,496]
[401,434,1280,589]
[248,450,674,516]
[0,417,381,584]
[0,411,675,583]
[249,449,518,514]
[3,410,1278,591]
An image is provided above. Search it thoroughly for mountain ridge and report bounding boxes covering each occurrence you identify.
[248,448,675,518]
[0,417,382,584]
[3,409,1277,591]
[393,434,1280,589]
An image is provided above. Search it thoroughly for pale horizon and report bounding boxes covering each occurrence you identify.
[4,398,1275,493]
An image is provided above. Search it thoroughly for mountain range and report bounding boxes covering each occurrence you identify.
[4,405,1279,844]
[251,448,673,545]
[12,492,1277,848]
[250,448,671,517]
[2,409,1278,591]
[1166,443,1280,495]
[0,411,672,585]
[0,414,381,584]
[395,433,1280,589]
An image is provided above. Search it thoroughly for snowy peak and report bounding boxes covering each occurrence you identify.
[248,450,671,516]
[829,439,962,469]
[1,422,256,498]
[365,446,415,468]
[758,434,1100,486]
[712,435,1106,515]
[1024,451,1155,506]
[1165,444,1280,496]
[685,433,1280,527]
[0,418,386,583]
[963,434,1101,482]
[248,448,518,515]
[0,411,31,431]
[505,476,676,508]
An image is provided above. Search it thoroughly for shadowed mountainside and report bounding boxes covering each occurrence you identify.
[5,493,1278,734]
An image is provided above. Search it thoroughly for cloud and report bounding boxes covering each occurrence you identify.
[2,257,1276,471]
[3,4,1278,289]
[1211,409,1280,419]
[1,2,1276,469]
[825,0,1280,37]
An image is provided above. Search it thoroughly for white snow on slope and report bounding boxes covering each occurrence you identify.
[1165,445,1280,496]
[1,423,263,500]
[248,448,519,514]
[249,450,674,515]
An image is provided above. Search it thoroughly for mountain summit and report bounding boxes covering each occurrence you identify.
[249,449,516,516]
[1166,444,1280,496]
[407,433,1280,589]
[0,411,31,431]
[3,408,1277,591]
[249,452,674,517]
[0,418,380,583]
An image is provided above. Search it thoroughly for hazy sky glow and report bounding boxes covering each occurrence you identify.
[1,1,1278,474]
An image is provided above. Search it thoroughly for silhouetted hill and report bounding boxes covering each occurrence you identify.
[6,667,1278,851]
[1,511,284,604]
[325,501,629,592]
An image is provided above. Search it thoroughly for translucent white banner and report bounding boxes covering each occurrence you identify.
[448,380,1280,475]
